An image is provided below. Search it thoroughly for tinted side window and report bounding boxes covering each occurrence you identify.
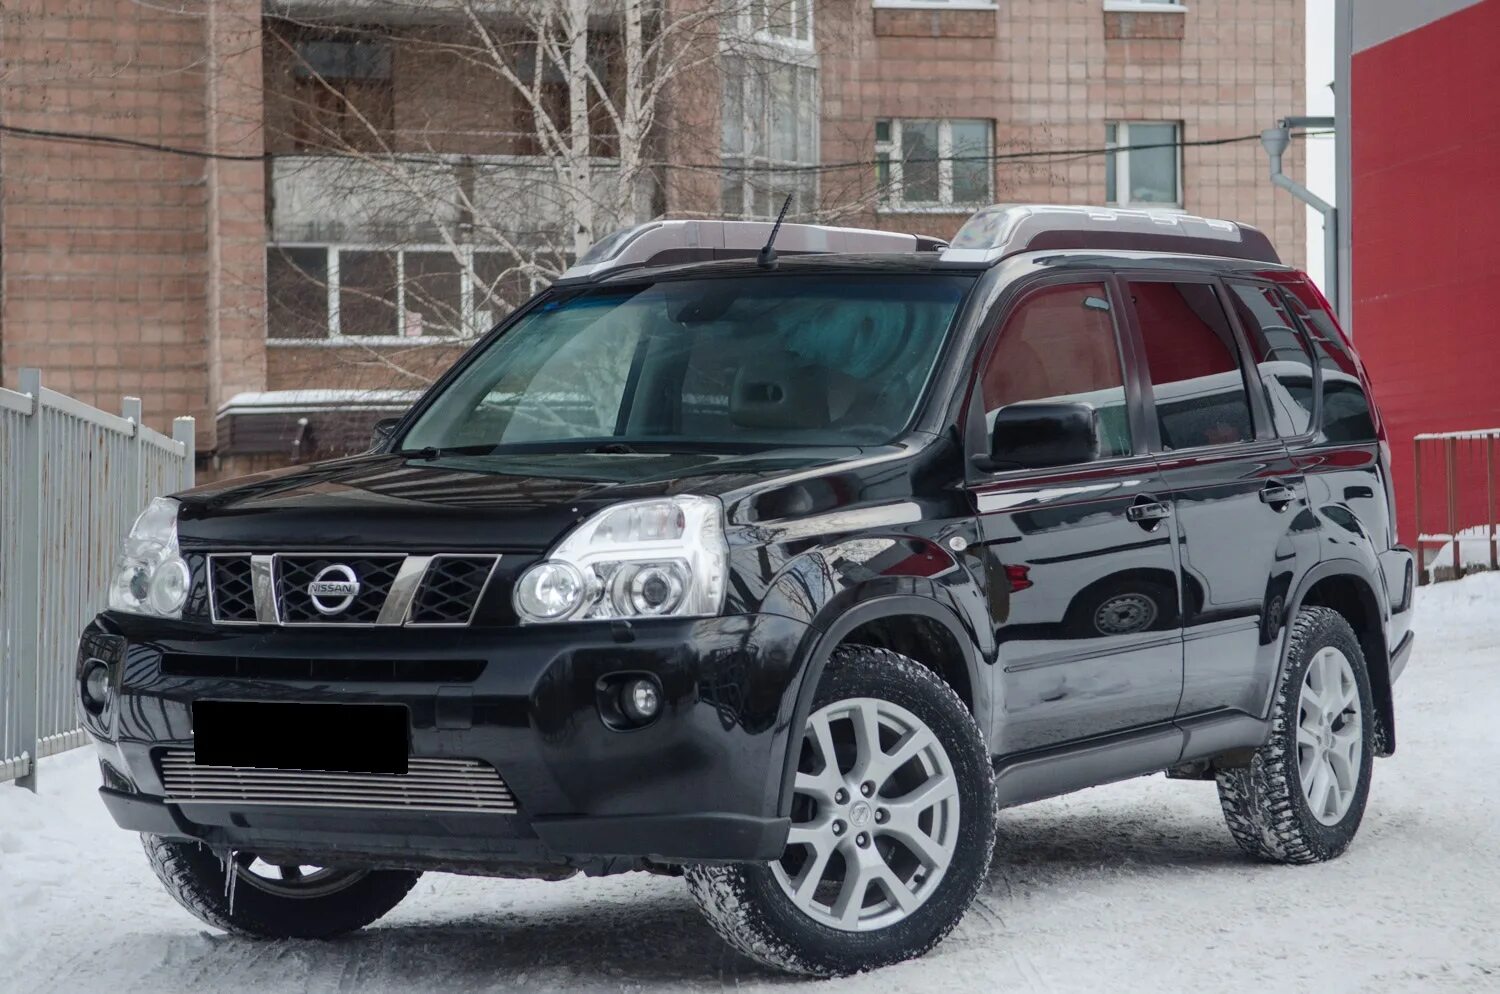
[1227,282,1317,437]
[980,282,1132,459]
[1281,285,1378,443]
[1130,281,1253,450]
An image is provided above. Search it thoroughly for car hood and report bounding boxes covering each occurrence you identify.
[175,447,895,551]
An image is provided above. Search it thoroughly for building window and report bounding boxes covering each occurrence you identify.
[288,37,394,153]
[1105,122,1182,207]
[875,118,993,211]
[265,245,543,343]
[721,56,819,218]
[751,0,813,45]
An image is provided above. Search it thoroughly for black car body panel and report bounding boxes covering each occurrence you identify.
[80,244,1414,870]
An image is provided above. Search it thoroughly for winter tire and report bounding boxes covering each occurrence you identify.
[1216,606,1376,864]
[142,834,421,938]
[685,644,996,976]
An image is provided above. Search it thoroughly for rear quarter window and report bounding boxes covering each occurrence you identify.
[1280,284,1378,443]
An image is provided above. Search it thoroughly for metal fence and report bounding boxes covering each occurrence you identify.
[1414,428,1499,583]
[1,370,194,788]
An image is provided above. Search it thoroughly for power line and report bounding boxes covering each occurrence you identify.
[0,118,1330,174]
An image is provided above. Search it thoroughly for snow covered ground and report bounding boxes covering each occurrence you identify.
[2,574,1497,993]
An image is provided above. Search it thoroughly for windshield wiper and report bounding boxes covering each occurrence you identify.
[587,441,639,454]
[393,444,496,460]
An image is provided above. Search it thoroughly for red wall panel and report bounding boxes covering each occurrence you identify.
[1351,0,1500,544]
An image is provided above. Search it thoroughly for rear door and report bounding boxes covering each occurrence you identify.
[968,276,1184,755]
[1119,275,1307,719]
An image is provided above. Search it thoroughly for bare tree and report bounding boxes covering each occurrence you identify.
[261,0,832,343]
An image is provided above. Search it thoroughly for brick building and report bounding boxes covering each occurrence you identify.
[0,0,1305,477]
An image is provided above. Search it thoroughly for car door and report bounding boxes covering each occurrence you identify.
[968,276,1185,755]
[1119,274,1310,719]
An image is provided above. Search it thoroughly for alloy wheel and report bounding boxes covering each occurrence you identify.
[1296,646,1363,825]
[773,697,960,932]
[232,853,370,899]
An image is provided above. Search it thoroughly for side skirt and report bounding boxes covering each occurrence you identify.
[992,709,1270,808]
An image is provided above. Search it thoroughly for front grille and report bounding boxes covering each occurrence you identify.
[160,653,485,683]
[277,555,405,624]
[204,553,502,627]
[210,556,257,623]
[409,556,498,625]
[158,751,517,814]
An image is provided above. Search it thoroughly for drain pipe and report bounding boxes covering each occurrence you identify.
[1261,116,1338,318]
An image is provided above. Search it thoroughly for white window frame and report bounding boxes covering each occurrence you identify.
[720,52,821,219]
[746,0,816,51]
[871,0,996,10]
[267,242,546,346]
[875,118,994,213]
[1102,1,1185,12]
[1105,121,1184,209]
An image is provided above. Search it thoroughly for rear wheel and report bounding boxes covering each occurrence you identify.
[1216,607,1376,863]
[142,834,421,938]
[686,644,995,976]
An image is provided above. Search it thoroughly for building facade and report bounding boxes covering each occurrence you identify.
[0,0,1306,477]
[1336,0,1500,551]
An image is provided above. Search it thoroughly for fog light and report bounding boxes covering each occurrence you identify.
[621,677,661,723]
[81,659,111,713]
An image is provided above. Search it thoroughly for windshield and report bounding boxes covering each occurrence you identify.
[401,273,975,453]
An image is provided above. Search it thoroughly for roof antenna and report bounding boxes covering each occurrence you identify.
[757,195,795,269]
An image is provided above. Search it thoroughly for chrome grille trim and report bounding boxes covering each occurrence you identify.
[376,555,434,626]
[159,752,517,814]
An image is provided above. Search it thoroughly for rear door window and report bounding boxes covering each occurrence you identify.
[1226,282,1317,437]
[979,281,1133,459]
[1128,281,1254,451]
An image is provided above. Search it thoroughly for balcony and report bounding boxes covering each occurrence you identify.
[269,153,624,246]
[264,0,530,21]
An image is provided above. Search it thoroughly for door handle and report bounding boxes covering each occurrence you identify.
[1259,484,1297,509]
[1126,501,1171,524]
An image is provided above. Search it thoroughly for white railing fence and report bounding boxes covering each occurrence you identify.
[1,370,194,789]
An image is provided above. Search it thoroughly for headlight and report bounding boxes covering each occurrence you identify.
[514,495,728,624]
[108,497,190,619]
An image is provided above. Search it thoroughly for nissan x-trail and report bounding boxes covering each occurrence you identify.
[79,205,1415,975]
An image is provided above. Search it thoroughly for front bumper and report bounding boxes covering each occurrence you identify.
[79,611,811,868]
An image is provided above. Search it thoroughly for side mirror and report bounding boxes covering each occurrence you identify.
[369,417,401,451]
[977,402,1101,472]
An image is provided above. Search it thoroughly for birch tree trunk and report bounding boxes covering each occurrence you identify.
[620,0,652,221]
[566,0,596,256]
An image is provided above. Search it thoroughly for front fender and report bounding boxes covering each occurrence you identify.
[767,587,991,818]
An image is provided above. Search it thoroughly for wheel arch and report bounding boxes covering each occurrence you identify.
[1282,560,1395,756]
[773,595,988,817]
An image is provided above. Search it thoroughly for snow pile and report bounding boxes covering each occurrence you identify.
[1,573,1498,992]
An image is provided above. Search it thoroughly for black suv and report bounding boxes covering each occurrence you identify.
[79,206,1415,976]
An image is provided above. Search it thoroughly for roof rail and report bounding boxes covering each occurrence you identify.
[559,220,946,281]
[940,204,1281,266]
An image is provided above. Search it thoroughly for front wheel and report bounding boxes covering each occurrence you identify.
[142,834,421,938]
[686,644,996,976]
[1216,606,1376,864]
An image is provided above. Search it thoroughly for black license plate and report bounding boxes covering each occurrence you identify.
[192,701,409,774]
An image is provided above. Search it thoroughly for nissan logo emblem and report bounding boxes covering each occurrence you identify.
[307,564,361,616]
